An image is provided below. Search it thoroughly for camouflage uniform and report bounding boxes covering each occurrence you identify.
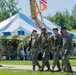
[30,35,41,70]
[61,33,73,72]
[37,33,52,71]
[51,33,61,71]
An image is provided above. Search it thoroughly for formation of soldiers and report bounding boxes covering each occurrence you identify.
[30,27,74,72]
[0,26,74,72]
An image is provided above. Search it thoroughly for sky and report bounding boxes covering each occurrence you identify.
[17,0,76,16]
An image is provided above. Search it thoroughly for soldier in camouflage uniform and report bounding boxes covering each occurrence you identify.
[29,30,41,70]
[50,28,61,71]
[0,40,3,67]
[61,27,73,72]
[37,28,52,71]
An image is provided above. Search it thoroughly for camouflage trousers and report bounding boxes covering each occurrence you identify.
[41,49,50,69]
[31,48,39,66]
[52,50,60,69]
[61,50,72,71]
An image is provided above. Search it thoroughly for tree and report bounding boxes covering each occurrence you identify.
[72,4,76,15]
[47,11,65,27]
[63,9,72,30]
[0,0,21,22]
[46,7,76,30]
[72,4,76,29]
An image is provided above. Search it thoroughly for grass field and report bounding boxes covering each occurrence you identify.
[1,59,76,66]
[71,29,76,43]
[0,69,76,75]
[71,30,76,33]
[0,60,76,75]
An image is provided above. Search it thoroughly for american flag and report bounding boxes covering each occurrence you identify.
[40,0,47,10]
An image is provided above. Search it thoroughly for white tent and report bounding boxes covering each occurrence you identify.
[0,12,41,39]
[0,12,76,38]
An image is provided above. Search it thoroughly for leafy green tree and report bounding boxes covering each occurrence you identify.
[71,4,76,29]
[72,4,76,15]
[63,9,72,30]
[46,5,76,30]
[0,0,21,22]
[47,11,65,27]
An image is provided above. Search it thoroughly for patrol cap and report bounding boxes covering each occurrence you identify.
[32,30,37,33]
[53,28,58,31]
[61,27,67,30]
[41,28,46,31]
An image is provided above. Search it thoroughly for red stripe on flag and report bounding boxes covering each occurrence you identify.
[40,0,47,4]
[40,0,47,10]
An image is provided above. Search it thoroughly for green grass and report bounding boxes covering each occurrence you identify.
[71,29,76,32]
[0,60,76,75]
[0,69,76,75]
[1,60,32,65]
[1,60,76,66]
[73,38,76,43]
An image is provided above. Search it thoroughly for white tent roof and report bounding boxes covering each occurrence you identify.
[0,12,76,38]
[0,12,41,34]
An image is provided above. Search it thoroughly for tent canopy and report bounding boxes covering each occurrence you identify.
[0,12,76,38]
[0,12,41,36]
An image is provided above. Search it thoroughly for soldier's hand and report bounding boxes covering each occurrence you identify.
[52,47,58,50]
[52,47,55,50]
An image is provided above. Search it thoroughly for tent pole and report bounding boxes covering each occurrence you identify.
[22,38,25,60]
[17,36,21,59]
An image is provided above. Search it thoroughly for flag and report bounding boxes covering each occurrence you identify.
[40,0,47,10]
[30,0,42,29]
[34,1,40,14]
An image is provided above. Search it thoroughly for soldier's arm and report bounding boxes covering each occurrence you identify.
[55,36,62,50]
[37,35,42,45]
[29,38,32,48]
[50,34,55,48]
[68,35,74,52]
[42,36,52,49]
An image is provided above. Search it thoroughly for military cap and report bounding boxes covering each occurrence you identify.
[53,28,58,31]
[61,27,67,30]
[32,30,37,32]
[41,28,46,31]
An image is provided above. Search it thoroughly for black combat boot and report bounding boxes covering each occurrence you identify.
[33,65,35,70]
[66,61,73,72]
[51,66,54,72]
[40,65,44,71]
[0,65,3,67]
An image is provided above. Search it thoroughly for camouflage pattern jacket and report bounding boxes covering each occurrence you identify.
[61,33,74,54]
[51,33,61,50]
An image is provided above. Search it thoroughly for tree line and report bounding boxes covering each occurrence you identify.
[0,0,21,22]
[46,5,76,30]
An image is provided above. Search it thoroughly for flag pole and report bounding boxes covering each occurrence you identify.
[39,0,47,29]
[39,0,43,25]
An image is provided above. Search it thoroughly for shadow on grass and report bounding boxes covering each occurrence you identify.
[66,71,76,75]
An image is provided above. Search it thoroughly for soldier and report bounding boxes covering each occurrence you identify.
[37,28,52,71]
[29,30,41,70]
[50,28,61,71]
[61,27,73,72]
[0,40,3,67]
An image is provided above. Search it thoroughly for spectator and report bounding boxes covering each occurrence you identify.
[19,48,25,60]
